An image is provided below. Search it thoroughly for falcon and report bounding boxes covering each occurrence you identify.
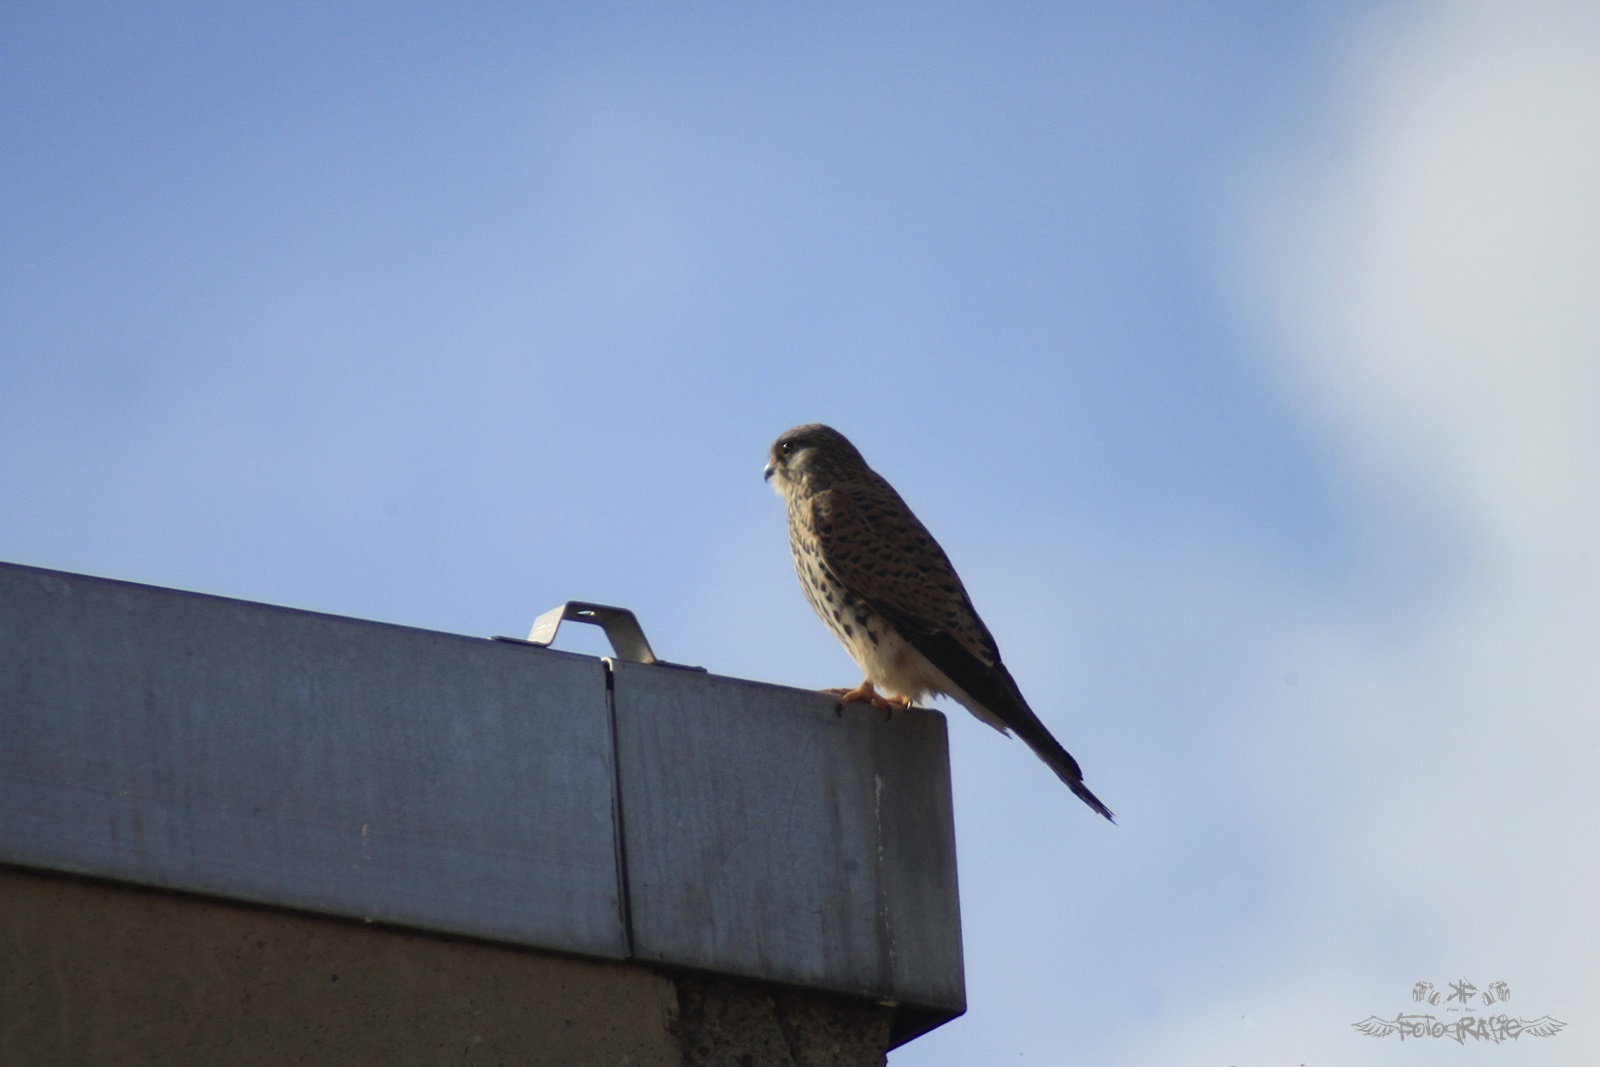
[764,423,1115,822]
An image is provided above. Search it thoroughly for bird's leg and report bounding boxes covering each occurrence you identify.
[823,680,905,714]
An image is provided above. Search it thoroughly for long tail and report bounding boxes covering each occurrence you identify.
[1033,731,1116,823]
[994,674,1116,823]
[1063,768,1116,823]
[877,607,1117,822]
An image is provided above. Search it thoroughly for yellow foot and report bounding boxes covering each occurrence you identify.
[822,681,911,714]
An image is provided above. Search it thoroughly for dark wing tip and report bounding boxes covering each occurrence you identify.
[1071,780,1116,823]
[860,599,1117,823]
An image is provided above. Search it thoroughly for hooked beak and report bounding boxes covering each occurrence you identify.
[762,462,775,482]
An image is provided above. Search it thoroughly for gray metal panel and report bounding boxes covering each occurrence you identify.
[611,661,965,1014]
[0,559,966,1039]
[0,562,626,959]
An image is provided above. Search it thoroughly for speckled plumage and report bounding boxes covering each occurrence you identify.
[764,424,1114,822]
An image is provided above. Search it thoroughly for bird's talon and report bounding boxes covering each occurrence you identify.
[825,680,884,710]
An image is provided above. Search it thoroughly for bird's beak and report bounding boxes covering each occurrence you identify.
[762,462,775,482]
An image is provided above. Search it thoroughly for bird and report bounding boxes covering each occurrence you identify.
[764,423,1114,822]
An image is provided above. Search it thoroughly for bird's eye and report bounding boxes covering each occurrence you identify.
[779,440,795,456]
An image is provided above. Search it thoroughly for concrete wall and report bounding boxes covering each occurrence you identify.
[1,866,894,1067]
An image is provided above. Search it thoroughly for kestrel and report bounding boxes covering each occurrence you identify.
[765,424,1114,822]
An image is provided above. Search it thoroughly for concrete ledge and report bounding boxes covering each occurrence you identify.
[0,560,963,1051]
[0,865,895,1066]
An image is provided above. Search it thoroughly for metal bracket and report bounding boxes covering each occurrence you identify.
[529,602,657,663]
[496,601,704,671]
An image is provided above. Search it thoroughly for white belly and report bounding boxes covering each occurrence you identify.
[820,594,1013,736]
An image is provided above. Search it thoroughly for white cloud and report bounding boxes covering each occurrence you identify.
[1250,0,1600,562]
[1115,2,1600,1062]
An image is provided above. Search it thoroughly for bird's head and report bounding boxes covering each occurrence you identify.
[764,424,867,497]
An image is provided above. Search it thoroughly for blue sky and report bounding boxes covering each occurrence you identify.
[3,3,1597,1064]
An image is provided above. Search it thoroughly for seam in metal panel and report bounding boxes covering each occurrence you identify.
[602,657,636,958]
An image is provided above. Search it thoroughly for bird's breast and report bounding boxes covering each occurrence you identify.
[788,543,946,702]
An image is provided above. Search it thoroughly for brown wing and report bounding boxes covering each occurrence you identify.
[806,476,1063,730]
[807,477,1117,823]
[806,477,999,665]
